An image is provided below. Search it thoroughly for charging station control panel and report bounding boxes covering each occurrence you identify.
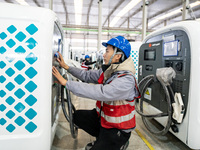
[138,30,191,115]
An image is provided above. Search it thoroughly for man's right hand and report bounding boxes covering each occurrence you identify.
[57,52,69,70]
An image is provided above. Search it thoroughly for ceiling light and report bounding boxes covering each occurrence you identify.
[15,0,29,6]
[148,1,200,27]
[148,9,181,26]
[74,0,83,25]
[110,0,142,27]
[190,1,200,7]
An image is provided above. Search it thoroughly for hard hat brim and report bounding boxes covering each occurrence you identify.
[102,42,108,47]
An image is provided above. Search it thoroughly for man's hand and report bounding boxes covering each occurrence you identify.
[56,52,69,70]
[52,66,67,86]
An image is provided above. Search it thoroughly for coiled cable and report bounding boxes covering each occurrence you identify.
[135,75,173,135]
[61,76,78,139]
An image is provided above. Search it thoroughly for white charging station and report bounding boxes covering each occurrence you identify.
[138,20,200,149]
[0,3,63,150]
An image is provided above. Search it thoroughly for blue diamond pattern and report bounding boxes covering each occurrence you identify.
[6,110,15,119]
[6,124,15,132]
[15,31,26,42]
[6,96,15,105]
[15,116,25,126]
[14,88,25,99]
[14,102,25,113]
[25,108,37,120]
[25,67,37,79]
[0,46,6,54]
[5,56,15,63]
[0,76,6,83]
[26,38,37,49]
[0,32,7,40]
[5,68,15,77]
[25,52,37,65]
[25,122,37,133]
[0,118,7,125]
[0,61,6,69]
[0,90,6,98]
[0,104,6,112]
[6,39,16,48]
[7,25,17,34]
[26,24,38,35]
[14,60,25,71]
[14,74,25,85]
[5,82,15,91]
[25,81,37,92]
[25,95,37,106]
[1,24,39,133]
[15,46,26,53]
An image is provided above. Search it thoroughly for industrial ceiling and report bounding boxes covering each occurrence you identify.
[1,0,200,52]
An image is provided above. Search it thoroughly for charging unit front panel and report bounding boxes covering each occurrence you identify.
[0,3,63,150]
[139,30,190,115]
[138,21,200,149]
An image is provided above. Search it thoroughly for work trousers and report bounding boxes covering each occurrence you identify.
[73,108,131,150]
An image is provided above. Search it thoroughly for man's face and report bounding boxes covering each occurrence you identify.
[103,45,121,65]
[86,58,90,61]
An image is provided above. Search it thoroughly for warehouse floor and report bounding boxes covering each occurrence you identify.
[51,94,191,150]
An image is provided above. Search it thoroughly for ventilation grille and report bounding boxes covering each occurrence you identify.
[172,79,183,92]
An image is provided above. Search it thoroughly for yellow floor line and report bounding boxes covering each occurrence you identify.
[135,129,155,150]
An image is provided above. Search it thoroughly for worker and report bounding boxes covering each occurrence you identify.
[81,55,96,70]
[52,35,140,150]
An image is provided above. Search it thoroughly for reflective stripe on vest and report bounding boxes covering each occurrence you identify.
[81,62,89,70]
[96,100,136,129]
[96,106,135,123]
[96,73,140,129]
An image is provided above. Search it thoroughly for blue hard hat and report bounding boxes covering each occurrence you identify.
[102,36,131,58]
[85,55,90,59]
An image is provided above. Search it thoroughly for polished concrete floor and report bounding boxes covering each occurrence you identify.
[51,94,192,150]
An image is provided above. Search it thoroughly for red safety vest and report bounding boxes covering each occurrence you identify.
[81,61,89,70]
[96,72,140,129]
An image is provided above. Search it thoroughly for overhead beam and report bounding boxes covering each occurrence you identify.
[61,0,69,24]
[86,0,94,25]
[149,2,182,20]
[119,7,142,27]
[102,0,125,26]
[56,12,107,17]
[119,0,158,27]
[62,24,154,33]
[149,13,181,29]
[134,1,183,28]
[149,5,200,29]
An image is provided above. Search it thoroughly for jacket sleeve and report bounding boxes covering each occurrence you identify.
[85,61,96,65]
[66,75,138,101]
[67,66,102,83]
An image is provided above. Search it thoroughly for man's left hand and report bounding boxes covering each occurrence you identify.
[52,66,67,86]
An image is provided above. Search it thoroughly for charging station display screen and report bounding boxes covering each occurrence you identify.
[144,49,156,60]
[163,40,178,56]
